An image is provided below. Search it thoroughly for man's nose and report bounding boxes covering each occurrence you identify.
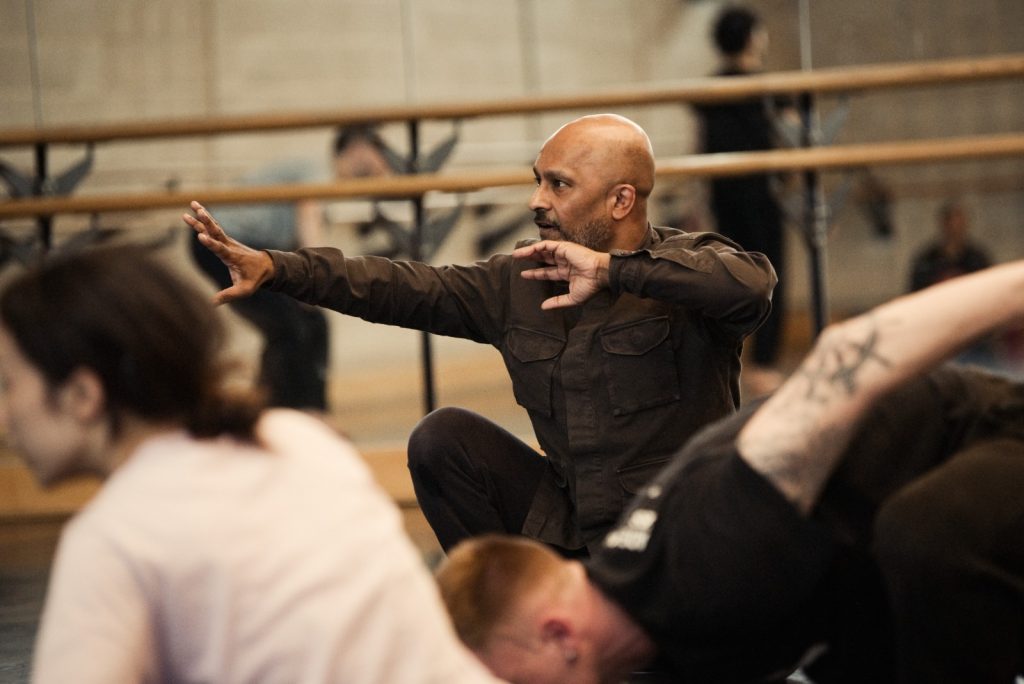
[529,184,548,211]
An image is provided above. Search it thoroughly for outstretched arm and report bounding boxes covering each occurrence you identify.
[182,201,275,305]
[738,260,1024,514]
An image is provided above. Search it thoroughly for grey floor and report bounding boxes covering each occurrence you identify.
[0,519,62,684]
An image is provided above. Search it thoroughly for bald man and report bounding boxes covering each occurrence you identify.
[184,114,776,556]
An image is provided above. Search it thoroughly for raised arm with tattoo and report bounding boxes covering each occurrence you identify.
[738,260,1024,514]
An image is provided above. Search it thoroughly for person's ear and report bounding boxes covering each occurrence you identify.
[57,368,106,424]
[540,616,579,664]
[609,184,637,220]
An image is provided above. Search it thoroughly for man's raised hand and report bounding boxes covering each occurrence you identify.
[182,201,275,305]
[513,240,611,310]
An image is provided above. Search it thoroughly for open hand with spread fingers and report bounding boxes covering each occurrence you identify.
[182,201,275,305]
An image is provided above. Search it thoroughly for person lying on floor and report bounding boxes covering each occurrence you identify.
[436,254,1024,684]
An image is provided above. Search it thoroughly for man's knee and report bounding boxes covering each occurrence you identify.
[407,406,481,472]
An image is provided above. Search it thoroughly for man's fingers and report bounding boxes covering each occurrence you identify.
[186,201,228,239]
[540,294,575,310]
[183,203,218,237]
[196,231,233,259]
[182,212,204,234]
[512,241,559,263]
[190,200,212,224]
[211,283,250,306]
[520,266,566,281]
[197,207,225,238]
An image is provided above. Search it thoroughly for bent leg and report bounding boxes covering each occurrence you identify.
[874,438,1024,684]
[407,407,548,551]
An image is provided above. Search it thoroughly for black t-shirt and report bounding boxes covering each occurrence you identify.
[586,366,1024,682]
[696,68,789,244]
[697,68,779,156]
[909,243,992,292]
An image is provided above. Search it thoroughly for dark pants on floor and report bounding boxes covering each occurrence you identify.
[874,438,1024,684]
[191,234,329,410]
[407,407,554,552]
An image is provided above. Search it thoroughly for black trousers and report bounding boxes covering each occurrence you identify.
[407,407,552,552]
[874,438,1024,684]
[191,235,329,410]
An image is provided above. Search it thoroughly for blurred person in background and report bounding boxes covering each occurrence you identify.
[696,4,793,397]
[190,124,393,411]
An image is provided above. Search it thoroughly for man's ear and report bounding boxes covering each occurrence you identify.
[540,614,575,648]
[540,616,580,666]
[609,184,637,220]
[540,616,569,639]
[57,368,106,423]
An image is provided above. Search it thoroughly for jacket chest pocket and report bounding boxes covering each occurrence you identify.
[617,456,671,503]
[600,316,681,416]
[504,327,565,417]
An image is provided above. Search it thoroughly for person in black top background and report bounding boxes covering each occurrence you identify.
[909,200,992,292]
[697,5,792,396]
[910,200,997,367]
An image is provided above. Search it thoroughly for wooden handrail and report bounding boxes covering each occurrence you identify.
[1,133,1022,219]
[657,132,1024,176]
[0,54,1021,147]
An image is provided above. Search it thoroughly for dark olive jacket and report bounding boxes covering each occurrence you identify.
[266,225,776,550]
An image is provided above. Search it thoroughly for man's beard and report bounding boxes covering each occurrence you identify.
[535,212,613,251]
[568,216,613,251]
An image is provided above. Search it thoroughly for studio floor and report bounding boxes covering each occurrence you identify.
[0,518,61,684]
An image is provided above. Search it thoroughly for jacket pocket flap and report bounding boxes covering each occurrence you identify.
[600,317,670,356]
[617,457,670,495]
[507,327,565,362]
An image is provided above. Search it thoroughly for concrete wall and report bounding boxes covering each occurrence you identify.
[2,0,1020,292]
[775,0,1024,311]
[0,0,716,191]
[1,0,1022,443]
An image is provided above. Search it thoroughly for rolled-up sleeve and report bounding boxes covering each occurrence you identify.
[609,231,777,338]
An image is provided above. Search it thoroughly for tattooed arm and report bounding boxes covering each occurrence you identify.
[737,260,1024,515]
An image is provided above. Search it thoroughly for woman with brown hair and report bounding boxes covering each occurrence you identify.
[0,245,500,684]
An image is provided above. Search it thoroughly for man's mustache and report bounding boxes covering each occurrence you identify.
[533,211,559,228]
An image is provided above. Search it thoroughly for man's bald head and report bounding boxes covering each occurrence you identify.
[543,114,655,199]
[530,114,655,251]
